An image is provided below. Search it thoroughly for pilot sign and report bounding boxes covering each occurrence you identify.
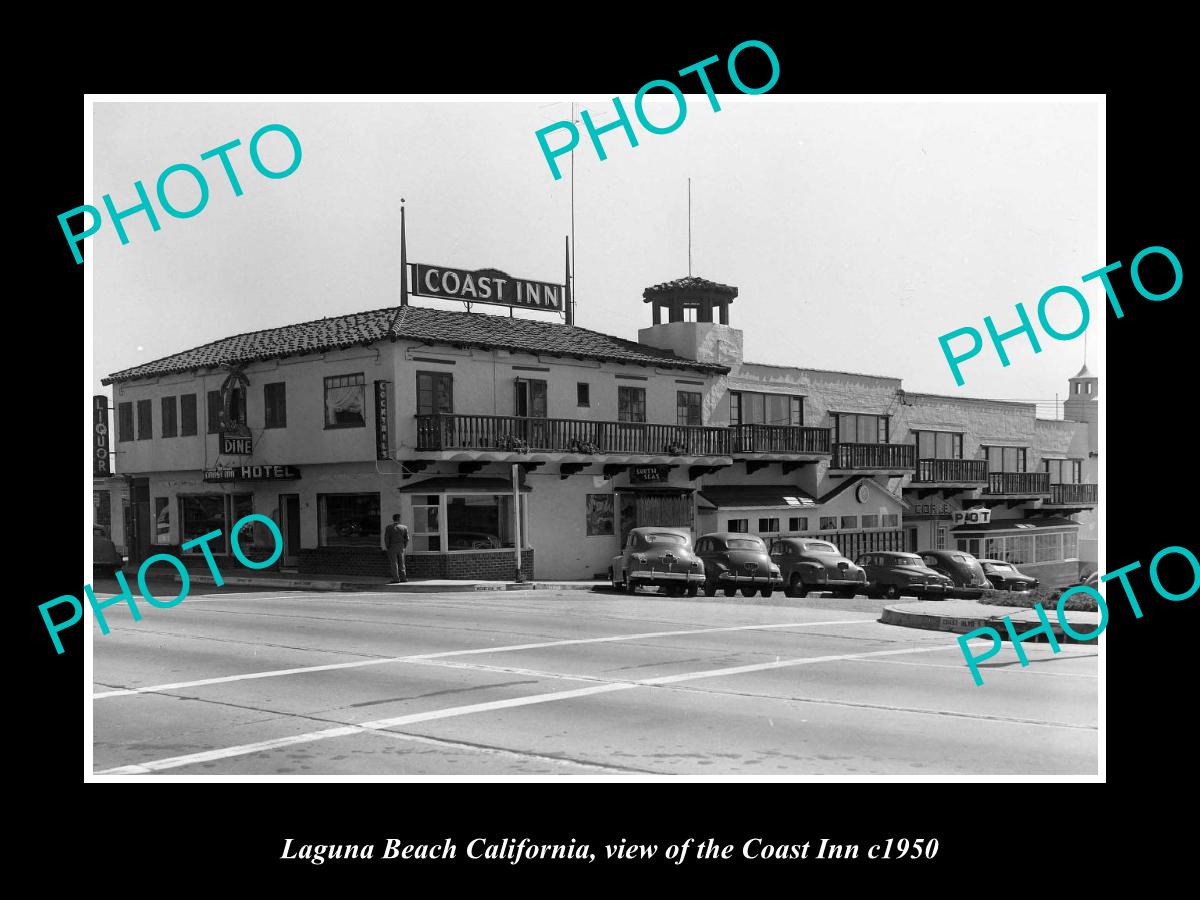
[220,433,253,455]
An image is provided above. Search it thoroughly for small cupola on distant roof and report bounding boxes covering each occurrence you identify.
[643,276,738,325]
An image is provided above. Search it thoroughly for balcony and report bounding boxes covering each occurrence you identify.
[1046,482,1098,507]
[734,424,831,455]
[984,471,1051,497]
[913,458,990,484]
[829,442,916,474]
[414,414,734,458]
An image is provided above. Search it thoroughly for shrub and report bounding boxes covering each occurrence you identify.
[977,585,1099,612]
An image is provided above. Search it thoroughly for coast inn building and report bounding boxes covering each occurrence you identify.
[96,275,1098,586]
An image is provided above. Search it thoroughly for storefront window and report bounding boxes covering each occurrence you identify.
[411,495,441,551]
[840,516,858,529]
[862,515,879,528]
[448,495,516,549]
[985,537,1004,559]
[153,497,171,545]
[180,495,228,554]
[586,494,614,536]
[727,518,748,533]
[788,516,808,532]
[94,490,111,532]
[231,493,253,547]
[1063,532,1078,559]
[1036,532,1062,562]
[318,493,380,546]
[1007,535,1034,565]
[819,516,838,530]
[882,514,899,527]
[757,517,780,533]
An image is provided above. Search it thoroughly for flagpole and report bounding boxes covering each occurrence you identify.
[387,198,408,339]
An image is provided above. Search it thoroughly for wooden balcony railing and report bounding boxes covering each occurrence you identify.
[1049,483,1098,504]
[913,458,990,483]
[734,424,831,454]
[414,414,733,456]
[985,472,1050,495]
[830,442,916,470]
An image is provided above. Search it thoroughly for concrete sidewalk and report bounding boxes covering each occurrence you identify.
[172,570,604,593]
[881,599,1101,645]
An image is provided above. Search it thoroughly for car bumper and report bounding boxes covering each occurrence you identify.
[811,578,868,590]
[628,571,706,586]
[717,573,785,587]
[902,583,950,597]
[947,586,986,599]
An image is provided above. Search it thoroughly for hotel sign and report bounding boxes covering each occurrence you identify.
[220,433,253,455]
[410,263,563,312]
[204,464,300,483]
[93,395,111,477]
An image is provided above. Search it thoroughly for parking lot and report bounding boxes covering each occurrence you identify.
[92,584,1099,776]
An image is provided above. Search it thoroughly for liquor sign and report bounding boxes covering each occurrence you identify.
[220,433,253,455]
[375,380,391,460]
[204,464,300,483]
[93,395,111,476]
[952,507,992,526]
[631,465,671,484]
[410,263,563,312]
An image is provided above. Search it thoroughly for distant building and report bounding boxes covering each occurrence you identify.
[102,275,1097,584]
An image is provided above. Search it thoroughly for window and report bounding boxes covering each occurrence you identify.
[137,399,152,440]
[819,516,838,530]
[264,382,287,429]
[1007,534,1034,565]
[1045,458,1083,484]
[153,498,171,544]
[985,537,1004,559]
[834,413,888,444]
[862,514,880,529]
[914,430,963,459]
[730,391,802,426]
[161,396,177,438]
[840,515,858,530]
[93,491,111,531]
[936,526,948,550]
[416,371,453,417]
[882,513,899,527]
[585,494,613,535]
[1036,532,1062,562]
[758,517,780,533]
[577,383,590,407]
[318,493,380,546]
[1063,532,1078,559]
[448,494,518,549]
[118,402,134,442]
[618,386,646,423]
[788,516,808,532]
[180,394,197,436]
[180,495,228,554]
[677,391,702,426]
[207,390,223,434]
[411,495,441,552]
[727,518,748,533]
[984,446,1027,473]
[1086,383,1092,395]
[325,373,366,428]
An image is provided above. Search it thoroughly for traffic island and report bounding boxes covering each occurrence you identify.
[880,599,1101,645]
[172,571,604,593]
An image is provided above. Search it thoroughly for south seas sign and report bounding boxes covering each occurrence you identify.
[410,264,563,312]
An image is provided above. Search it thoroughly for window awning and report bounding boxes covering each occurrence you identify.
[697,484,818,509]
[952,516,1077,533]
[397,476,531,493]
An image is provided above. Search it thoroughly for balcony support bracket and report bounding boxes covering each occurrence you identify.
[559,463,589,480]
[744,461,771,475]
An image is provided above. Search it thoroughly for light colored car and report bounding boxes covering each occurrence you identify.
[609,527,705,596]
[695,532,784,598]
[769,537,867,598]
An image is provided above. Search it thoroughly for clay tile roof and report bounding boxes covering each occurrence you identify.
[642,276,739,301]
[102,305,728,385]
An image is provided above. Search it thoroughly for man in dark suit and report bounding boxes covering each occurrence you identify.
[383,514,410,583]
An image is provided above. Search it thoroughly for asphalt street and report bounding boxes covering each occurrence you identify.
[90,583,1099,776]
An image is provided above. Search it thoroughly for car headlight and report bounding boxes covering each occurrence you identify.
[635,554,648,565]
[691,560,703,570]
[769,564,780,575]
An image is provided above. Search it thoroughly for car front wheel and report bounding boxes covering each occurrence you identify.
[787,574,809,599]
[883,584,901,600]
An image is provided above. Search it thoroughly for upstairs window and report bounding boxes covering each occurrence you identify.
[677,391,702,426]
[730,391,802,426]
[180,394,197,436]
[577,383,590,407]
[136,399,152,440]
[415,371,453,417]
[984,445,1027,473]
[618,386,646,423]
[118,402,134,443]
[834,413,888,444]
[914,430,962,459]
[264,382,287,429]
[1045,458,1083,484]
[161,396,178,438]
[325,373,366,428]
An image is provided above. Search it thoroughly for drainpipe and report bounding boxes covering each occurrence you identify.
[512,462,524,582]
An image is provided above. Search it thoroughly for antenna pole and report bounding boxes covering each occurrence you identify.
[687,177,692,276]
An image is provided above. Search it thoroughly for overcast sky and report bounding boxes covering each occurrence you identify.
[90,99,1100,411]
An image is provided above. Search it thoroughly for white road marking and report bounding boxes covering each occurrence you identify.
[97,643,985,774]
[92,618,878,699]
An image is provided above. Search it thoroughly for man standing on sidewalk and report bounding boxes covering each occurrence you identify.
[383,514,410,583]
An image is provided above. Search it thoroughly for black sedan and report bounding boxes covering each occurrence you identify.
[978,559,1039,591]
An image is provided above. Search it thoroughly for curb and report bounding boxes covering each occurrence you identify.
[173,573,603,594]
[880,604,1098,645]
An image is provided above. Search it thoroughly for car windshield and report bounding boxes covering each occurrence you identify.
[803,542,839,554]
[643,533,687,546]
[892,555,926,567]
[727,538,765,550]
[986,562,1012,572]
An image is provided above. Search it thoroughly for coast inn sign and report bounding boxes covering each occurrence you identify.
[96,204,1098,586]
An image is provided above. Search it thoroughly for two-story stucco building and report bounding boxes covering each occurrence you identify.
[101,275,1098,585]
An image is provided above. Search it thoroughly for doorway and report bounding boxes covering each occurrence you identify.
[514,378,548,447]
[279,493,301,568]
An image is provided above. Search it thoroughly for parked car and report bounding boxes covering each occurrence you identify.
[694,533,784,598]
[1048,570,1100,603]
[856,551,954,600]
[977,558,1040,591]
[768,537,866,598]
[609,527,705,596]
[918,549,991,599]
[93,525,126,579]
